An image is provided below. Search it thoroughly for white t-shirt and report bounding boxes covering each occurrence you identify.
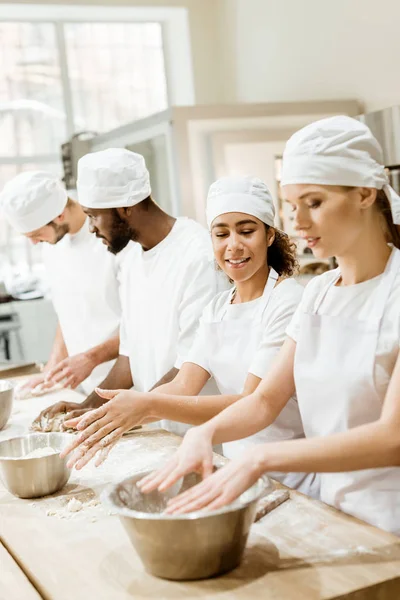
[42,218,124,394]
[188,278,304,383]
[287,268,400,398]
[119,217,225,393]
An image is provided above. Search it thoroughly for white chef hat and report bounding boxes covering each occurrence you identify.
[281,115,400,225]
[206,175,276,229]
[77,148,151,209]
[0,171,68,234]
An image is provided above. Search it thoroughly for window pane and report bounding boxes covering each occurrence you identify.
[0,22,67,156]
[65,22,168,132]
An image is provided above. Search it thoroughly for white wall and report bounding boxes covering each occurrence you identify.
[221,0,400,112]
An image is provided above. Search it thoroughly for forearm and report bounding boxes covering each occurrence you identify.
[83,355,133,409]
[149,392,243,426]
[201,390,280,445]
[149,367,179,391]
[85,334,120,367]
[255,420,400,475]
[44,324,67,372]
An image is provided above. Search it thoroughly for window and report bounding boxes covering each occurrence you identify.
[0,9,174,270]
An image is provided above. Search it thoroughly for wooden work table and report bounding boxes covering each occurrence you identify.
[0,381,400,599]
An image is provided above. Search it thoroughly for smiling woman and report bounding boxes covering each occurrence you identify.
[62,175,317,498]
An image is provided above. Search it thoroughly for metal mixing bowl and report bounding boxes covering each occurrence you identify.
[0,433,71,498]
[0,380,14,430]
[102,470,272,580]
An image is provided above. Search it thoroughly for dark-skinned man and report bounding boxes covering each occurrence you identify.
[34,148,226,435]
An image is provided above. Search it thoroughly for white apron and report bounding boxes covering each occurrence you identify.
[204,268,319,497]
[294,247,400,534]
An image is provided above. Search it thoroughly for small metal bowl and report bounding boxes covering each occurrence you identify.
[102,470,272,580]
[0,433,71,498]
[0,380,14,430]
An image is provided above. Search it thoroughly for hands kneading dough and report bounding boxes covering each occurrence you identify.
[30,412,77,433]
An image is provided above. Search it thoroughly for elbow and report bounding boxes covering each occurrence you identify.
[378,420,400,466]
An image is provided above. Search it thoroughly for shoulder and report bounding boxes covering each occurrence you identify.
[263,278,303,324]
[271,278,304,305]
[175,218,212,252]
[299,268,338,308]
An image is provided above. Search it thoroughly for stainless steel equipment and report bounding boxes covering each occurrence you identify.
[102,470,272,580]
[0,380,13,430]
[359,105,400,194]
[0,433,71,498]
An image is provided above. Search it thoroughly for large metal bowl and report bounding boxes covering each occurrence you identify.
[0,380,14,430]
[102,470,272,580]
[0,433,71,498]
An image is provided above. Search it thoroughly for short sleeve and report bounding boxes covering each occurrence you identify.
[174,257,220,369]
[183,306,213,374]
[286,304,303,342]
[118,314,129,357]
[249,282,303,379]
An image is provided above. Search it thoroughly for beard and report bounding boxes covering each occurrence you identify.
[105,210,137,254]
[49,222,69,244]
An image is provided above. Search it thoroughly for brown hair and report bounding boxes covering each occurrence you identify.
[265,225,299,277]
[374,189,400,249]
[341,187,400,249]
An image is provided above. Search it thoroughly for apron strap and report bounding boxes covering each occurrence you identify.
[312,247,400,322]
[220,267,279,322]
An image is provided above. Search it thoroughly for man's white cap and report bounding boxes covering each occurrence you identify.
[281,115,400,225]
[0,171,68,234]
[206,175,276,229]
[77,148,151,209]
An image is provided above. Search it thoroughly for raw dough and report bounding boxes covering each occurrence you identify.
[30,412,76,434]
[67,498,83,513]
[15,381,64,400]
[23,447,58,459]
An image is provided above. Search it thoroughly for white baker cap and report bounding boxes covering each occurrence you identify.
[0,171,68,234]
[206,175,276,229]
[77,148,151,209]
[281,115,400,224]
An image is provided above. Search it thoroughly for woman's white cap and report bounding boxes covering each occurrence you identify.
[281,115,400,224]
[77,148,151,209]
[0,171,68,234]
[206,175,276,229]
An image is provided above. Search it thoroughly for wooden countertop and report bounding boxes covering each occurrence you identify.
[0,541,42,600]
[1,381,400,599]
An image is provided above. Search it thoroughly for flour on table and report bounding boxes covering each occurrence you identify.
[15,381,64,400]
[67,497,83,513]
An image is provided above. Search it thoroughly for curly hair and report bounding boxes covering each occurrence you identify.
[266,225,299,277]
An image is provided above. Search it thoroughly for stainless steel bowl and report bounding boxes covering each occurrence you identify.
[0,433,71,498]
[0,380,14,430]
[102,470,272,580]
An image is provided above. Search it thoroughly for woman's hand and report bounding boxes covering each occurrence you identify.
[163,448,263,515]
[60,388,152,469]
[137,426,215,494]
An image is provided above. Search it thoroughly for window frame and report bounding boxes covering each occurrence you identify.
[0,4,194,267]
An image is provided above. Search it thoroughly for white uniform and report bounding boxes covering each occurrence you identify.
[187,270,318,496]
[288,247,400,534]
[119,217,225,433]
[42,218,123,394]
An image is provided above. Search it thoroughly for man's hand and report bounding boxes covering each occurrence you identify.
[31,401,90,430]
[45,352,97,390]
